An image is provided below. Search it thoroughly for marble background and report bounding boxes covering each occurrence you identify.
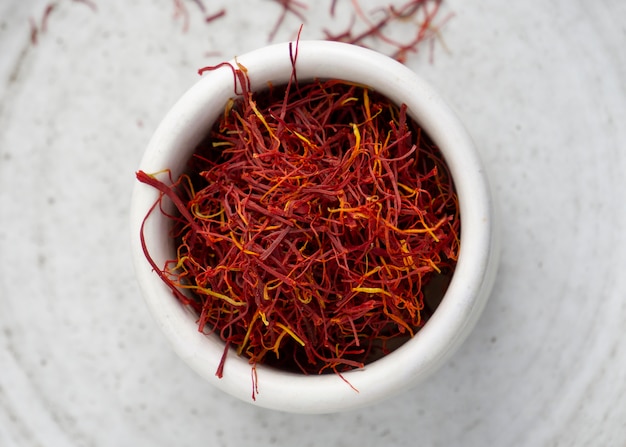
[1,0,625,445]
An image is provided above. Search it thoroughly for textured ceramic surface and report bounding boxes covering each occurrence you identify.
[130,40,498,413]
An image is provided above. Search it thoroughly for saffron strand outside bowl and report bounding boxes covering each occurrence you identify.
[130,40,499,413]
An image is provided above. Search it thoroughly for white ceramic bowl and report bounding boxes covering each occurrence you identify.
[130,40,499,413]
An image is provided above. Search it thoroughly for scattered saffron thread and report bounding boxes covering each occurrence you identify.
[268,0,308,42]
[172,0,190,32]
[28,0,98,46]
[171,0,226,32]
[165,1,449,64]
[323,0,450,63]
[41,3,56,33]
[27,1,449,65]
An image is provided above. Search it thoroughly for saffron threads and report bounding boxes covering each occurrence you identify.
[324,0,451,63]
[28,3,56,45]
[28,0,97,46]
[27,1,448,64]
[265,0,450,62]
[172,0,191,33]
[165,0,448,64]
[268,0,308,42]
[171,0,226,32]
[41,3,57,33]
[137,61,460,379]
[29,17,39,45]
[205,9,227,24]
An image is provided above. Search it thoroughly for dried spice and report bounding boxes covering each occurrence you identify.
[28,0,97,46]
[323,0,452,63]
[137,48,459,389]
[166,0,449,64]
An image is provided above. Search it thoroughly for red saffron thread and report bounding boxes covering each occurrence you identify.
[29,0,98,46]
[172,0,190,32]
[29,17,39,45]
[205,9,226,23]
[137,50,460,386]
[323,0,448,63]
[171,0,225,29]
[330,0,339,17]
[41,3,56,33]
[161,0,449,64]
[268,0,308,42]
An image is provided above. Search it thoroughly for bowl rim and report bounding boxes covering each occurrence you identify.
[130,39,498,413]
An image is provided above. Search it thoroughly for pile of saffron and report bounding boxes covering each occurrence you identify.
[29,1,449,65]
[168,0,449,63]
[137,64,459,378]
